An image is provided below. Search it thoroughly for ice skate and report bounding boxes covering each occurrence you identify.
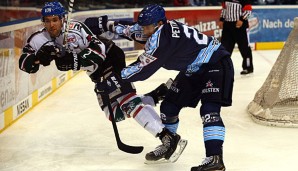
[145,78,173,105]
[240,69,253,75]
[145,129,187,164]
[191,155,225,171]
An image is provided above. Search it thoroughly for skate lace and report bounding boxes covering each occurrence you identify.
[200,156,213,166]
[152,144,168,156]
[153,135,171,156]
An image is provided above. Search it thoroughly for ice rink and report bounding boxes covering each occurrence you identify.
[1,50,298,171]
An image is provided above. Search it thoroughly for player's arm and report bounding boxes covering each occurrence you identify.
[120,52,161,82]
[84,15,147,44]
[70,21,106,82]
[121,33,170,82]
[112,22,148,44]
[19,42,59,73]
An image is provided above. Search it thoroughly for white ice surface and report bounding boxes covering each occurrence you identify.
[1,50,298,171]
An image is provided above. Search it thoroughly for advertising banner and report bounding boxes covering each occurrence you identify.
[165,9,222,39]
[249,8,298,42]
[0,31,15,112]
[0,8,40,24]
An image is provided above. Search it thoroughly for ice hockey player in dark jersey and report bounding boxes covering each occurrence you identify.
[18,2,183,158]
[88,4,234,170]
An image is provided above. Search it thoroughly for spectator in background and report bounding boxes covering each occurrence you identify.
[283,0,297,4]
[174,0,190,6]
[219,0,254,75]
[189,0,220,6]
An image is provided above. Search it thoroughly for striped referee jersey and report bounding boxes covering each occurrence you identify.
[220,0,252,22]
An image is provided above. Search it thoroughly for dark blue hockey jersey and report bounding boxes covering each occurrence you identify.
[121,20,230,82]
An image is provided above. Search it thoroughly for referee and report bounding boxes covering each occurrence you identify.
[219,0,254,75]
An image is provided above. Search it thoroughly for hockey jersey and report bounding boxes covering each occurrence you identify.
[121,20,230,82]
[19,20,107,82]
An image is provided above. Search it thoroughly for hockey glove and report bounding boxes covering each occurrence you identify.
[94,82,126,122]
[144,78,173,105]
[55,52,80,71]
[19,44,40,73]
[84,15,110,35]
[19,53,40,73]
[114,23,147,44]
[36,45,59,66]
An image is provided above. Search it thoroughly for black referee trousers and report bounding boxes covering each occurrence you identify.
[221,21,253,71]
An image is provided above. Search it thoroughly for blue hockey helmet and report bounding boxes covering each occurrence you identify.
[41,2,66,21]
[137,4,166,26]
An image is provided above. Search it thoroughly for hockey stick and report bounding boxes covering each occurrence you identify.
[62,0,74,53]
[102,93,144,154]
[61,0,79,71]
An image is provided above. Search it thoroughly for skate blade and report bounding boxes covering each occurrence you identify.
[168,139,188,163]
[144,158,171,164]
[191,167,225,171]
[144,139,188,164]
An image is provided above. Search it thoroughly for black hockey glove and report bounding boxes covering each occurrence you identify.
[36,45,59,66]
[84,15,109,35]
[55,52,80,71]
[19,44,40,73]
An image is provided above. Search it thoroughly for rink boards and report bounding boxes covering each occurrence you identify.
[0,70,79,133]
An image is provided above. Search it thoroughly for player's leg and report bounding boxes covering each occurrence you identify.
[95,83,165,126]
[193,102,226,171]
[117,92,165,135]
[191,56,234,171]
[94,81,127,122]
[144,100,182,162]
[145,72,191,163]
[99,67,169,136]
[235,21,253,75]
[95,41,177,155]
[117,91,186,164]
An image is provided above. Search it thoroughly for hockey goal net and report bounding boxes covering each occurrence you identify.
[247,17,298,127]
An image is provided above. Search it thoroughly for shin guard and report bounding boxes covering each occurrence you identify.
[200,102,225,156]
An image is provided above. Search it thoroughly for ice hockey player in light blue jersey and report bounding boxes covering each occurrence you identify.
[85,15,189,164]
[85,4,234,170]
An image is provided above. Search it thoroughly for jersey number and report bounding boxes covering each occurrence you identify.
[183,25,208,45]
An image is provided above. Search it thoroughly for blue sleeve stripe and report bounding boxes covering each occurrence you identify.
[146,29,161,55]
[121,62,142,79]
[186,39,221,74]
[122,29,162,80]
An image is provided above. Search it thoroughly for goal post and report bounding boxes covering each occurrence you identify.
[247,17,298,127]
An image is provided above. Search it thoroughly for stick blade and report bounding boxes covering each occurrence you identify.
[118,143,144,154]
[102,94,144,154]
